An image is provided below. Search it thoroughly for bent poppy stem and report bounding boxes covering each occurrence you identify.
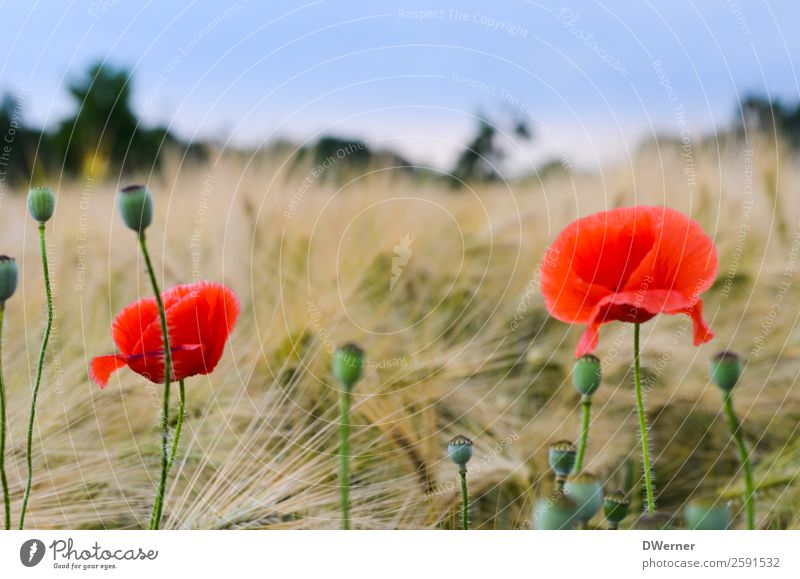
[166,380,186,475]
[459,466,469,530]
[575,395,592,472]
[339,386,351,530]
[722,393,755,529]
[633,323,656,514]
[0,304,10,530]
[19,223,53,529]
[139,233,173,531]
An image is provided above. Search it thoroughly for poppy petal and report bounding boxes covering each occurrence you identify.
[576,325,601,359]
[90,354,127,389]
[170,343,207,380]
[575,289,714,357]
[540,206,717,356]
[198,281,241,372]
[541,207,659,323]
[623,207,718,296]
[540,242,615,324]
[682,297,713,346]
[165,287,211,378]
[98,282,239,387]
[124,344,204,384]
[568,207,658,292]
[134,284,205,360]
[112,297,160,356]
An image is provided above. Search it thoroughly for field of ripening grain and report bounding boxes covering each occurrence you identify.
[1,133,800,529]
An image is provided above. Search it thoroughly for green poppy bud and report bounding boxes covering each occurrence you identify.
[0,256,18,303]
[548,440,576,478]
[710,351,741,392]
[118,184,154,234]
[573,354,601,396]
[447,434,473,468]
[684,501,731,530]
[532,494,577,530]
[27,186,55,223]
[564,472,603,523]
[333,343,364,390]
[603,491,630,528]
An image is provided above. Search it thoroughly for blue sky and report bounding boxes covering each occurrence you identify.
[1,0,798,169]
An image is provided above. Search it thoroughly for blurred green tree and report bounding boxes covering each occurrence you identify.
[449,113,532,187]
[739,95,800,147]
[0,94,46,185]
[52,62,175,179]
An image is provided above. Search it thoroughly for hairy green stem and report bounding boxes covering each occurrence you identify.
[339,387,351,530]
[575,395,592,472]
[166,380,185,475]
[19,224,53,529]
[140,234,173,531]
[723,394,756,529]
[0,305,10,529]
[459,467,469,530]
[634,323,656,514]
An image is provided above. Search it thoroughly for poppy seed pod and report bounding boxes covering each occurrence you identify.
[564,472,603,524]
[573,354,601,396]
[710,351,741,393]
[532,494,577,530]
[603,491,630,528]
[0,256,18,303]
[333,343,364,390]
[27,186,55,223]
[548,440,577,478]
[684,501,731,530]
[118,185,154,234]
[447,434,473,468]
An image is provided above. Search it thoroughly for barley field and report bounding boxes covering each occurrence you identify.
[1,134,799,529]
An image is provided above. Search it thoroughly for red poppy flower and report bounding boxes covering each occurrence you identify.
[540,206,717,357]
[90,281,240,389]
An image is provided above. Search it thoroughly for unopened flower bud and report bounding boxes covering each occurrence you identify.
[27,186,55,223]
[710,351,741,393]
[0,256,18,303]
[573,354,601,396]
[564,472,603,524]
[684,501,731,530]
[603,491,630,529]
[333,343,364,390]
[118,185,154,234]
[447,434,473,468]
[548,440,576,479]
[532,494,577,530]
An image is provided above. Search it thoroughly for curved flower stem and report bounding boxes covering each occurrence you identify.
[139,233,173,531]
[722,393,755,529]
[166,380,185,475]
[0,305,10,529]
[634,323,656,514]
[459,466,469,530]
[19,223,53,529]
[574,395,592,472]
[339,387,351,530]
